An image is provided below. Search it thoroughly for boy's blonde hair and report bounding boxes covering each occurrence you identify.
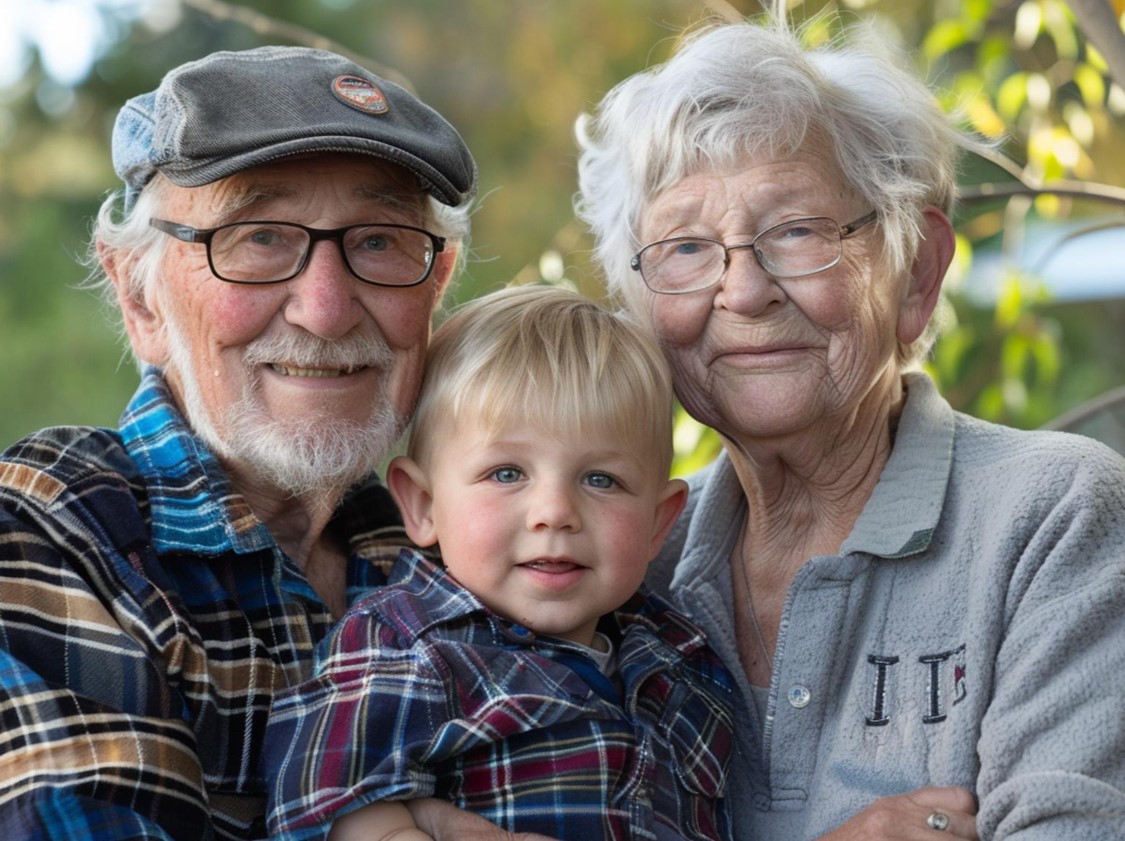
[408,284,676,477]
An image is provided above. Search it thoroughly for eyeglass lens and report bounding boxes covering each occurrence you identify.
[210,223,434,285]
[639,217,845,293]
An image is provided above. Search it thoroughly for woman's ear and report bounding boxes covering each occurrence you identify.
[99,240,170,365]
[387,455,439,547]
[897,206,955,345]
[647,478,689,560]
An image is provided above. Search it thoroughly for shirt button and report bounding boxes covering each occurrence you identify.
[500,624,534,647]
[788,684,812,709]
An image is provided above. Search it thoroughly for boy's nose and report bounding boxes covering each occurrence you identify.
[527,482,581,532]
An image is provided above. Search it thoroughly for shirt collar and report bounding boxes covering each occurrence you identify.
[840,371,955,559]
[118,367,272,555]
[386,550,605,649]
[386,550,714,664]
[385,548,497,628]
[118,367,400,561]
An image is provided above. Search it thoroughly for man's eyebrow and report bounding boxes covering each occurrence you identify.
[212,185,294,223]
[209,184,425,224]
[354,184,426,221]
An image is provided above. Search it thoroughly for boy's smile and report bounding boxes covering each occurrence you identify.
[517,557,588,588]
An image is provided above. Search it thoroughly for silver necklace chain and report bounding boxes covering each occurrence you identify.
[735,523,774,674]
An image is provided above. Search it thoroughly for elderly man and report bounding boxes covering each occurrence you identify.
[0,47,541,841]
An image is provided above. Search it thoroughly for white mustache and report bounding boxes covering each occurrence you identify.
[241,331,395,371]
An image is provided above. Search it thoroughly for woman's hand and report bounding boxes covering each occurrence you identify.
[406,798,559,841]
[819,786,978,840]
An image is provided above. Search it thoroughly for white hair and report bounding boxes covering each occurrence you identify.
[575,18,989,368]
[82,180,172,366]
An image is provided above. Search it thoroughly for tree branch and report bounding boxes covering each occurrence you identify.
[178,0,416,91]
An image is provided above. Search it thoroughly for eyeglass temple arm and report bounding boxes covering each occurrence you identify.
[150,219,205,243]
[841,210,878,237]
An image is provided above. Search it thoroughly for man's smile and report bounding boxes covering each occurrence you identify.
[267,363,367,378]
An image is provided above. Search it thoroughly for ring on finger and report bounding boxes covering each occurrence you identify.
[926,811,951,831]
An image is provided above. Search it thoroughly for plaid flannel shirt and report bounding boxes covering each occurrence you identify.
[265,550,734,841]
[0,368,406,840]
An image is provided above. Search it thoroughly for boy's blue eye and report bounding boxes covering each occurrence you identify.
[492,467,523,484]
[584,472,616,490]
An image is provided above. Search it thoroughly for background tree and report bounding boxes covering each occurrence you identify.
[2,0,1124,470]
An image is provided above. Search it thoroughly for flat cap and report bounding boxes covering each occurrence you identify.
[112,46,477,208]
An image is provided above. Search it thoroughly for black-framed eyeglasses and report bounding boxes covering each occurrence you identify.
[150,219,446,287]
[630,210,878,295]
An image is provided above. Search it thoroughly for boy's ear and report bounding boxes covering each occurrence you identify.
[897,205,955,345]
[386,456,439,547]
[647,478,689,560]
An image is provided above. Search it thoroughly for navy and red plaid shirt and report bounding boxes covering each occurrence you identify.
[0,368,406,840]
[265,549,734,841]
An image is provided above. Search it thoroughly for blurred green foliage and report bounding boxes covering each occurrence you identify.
[2,0,1124,473]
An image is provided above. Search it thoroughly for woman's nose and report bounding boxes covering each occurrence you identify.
[714,247,787,315]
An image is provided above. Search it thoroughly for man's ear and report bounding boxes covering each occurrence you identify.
[647,478,689,560]
[428,245,459,312]
[98,241,169,366]
[387,455,439,547]
[897,206,955,345]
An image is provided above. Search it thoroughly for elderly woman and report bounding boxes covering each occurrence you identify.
[576,18,1125,841]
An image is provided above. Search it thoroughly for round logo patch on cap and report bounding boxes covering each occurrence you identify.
[332,76,389,115]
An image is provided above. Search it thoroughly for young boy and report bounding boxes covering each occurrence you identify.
[264,285,733,841]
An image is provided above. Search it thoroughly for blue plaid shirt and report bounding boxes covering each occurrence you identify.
[0,368,406,840]
[265,550,735,841]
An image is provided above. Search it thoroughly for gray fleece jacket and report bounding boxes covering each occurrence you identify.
[649,372,1125,840]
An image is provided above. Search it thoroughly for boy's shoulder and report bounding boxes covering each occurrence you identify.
[341,548,490,646]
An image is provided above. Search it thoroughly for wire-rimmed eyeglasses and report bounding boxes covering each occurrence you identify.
[630,211,877,295]
[150,219,446,287]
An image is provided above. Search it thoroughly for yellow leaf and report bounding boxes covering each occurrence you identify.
[967,95,1007,137]
[923,20,971,61]
[1074,64,1107,108]
[995,275,1024,330]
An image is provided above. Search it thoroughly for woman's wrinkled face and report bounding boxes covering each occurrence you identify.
[637,140,905,443]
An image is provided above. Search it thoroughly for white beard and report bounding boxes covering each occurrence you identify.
[164,319,408,499]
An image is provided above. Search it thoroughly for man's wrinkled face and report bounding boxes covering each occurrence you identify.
[137,155,454,496]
